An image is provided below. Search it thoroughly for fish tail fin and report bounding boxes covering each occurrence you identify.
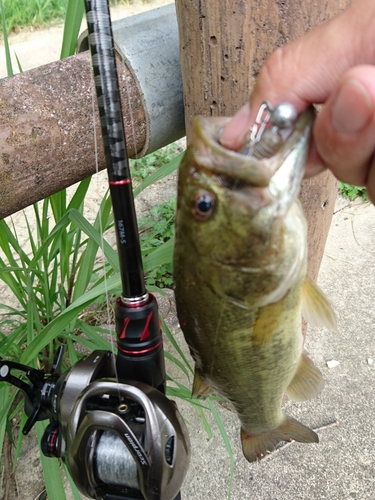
[241,416,318,462]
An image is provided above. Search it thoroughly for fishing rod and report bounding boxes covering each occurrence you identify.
[85,0,165,392]
[0,1,189,499]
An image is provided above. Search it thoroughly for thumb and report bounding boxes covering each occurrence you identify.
[220,0,375,150]
[313,66,375,188]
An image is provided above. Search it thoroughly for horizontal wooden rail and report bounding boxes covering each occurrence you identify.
[0,51,145,219]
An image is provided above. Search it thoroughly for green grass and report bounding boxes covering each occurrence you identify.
[0,0,150,35]
[131,143,182,183]
[0,0,68,34]
[338,182,369,201]
[130,142,182,288]
[138,196,176,287]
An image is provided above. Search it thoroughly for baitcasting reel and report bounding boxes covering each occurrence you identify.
[0,349,190,500]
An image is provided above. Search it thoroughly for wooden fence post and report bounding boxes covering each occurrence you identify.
[175,0,350,289]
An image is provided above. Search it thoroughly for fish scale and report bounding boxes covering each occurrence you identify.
[174,106,337,462]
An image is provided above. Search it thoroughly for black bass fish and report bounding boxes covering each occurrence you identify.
[173,107,336,462]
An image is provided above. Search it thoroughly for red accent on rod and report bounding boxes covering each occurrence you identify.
[118,339,162,355]
[119,317,131,339]
[139,312,153,342]
[109,179,132,185]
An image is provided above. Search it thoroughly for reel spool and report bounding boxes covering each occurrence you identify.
[65,378,190,500]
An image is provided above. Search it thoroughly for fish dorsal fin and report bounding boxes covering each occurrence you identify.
[302,277,337,331]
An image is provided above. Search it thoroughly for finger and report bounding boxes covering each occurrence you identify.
[219,102,251,149]
[313,66,375,187]
[249,0,375,126]
[304,142,326,179]
[221,0,375,150]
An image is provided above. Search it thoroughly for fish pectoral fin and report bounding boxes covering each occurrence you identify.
[302,276,337,331]
[286,352,323,401]
[241,416,318,463]
[192,368,213,399]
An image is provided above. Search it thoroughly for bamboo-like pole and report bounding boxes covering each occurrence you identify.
[175,0,350,285]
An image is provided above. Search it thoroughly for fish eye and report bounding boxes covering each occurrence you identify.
[192,190,215,220]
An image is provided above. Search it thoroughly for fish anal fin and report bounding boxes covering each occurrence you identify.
[192,368,213,399]
[241,416,318,463]
[302,276,337,331]
[286,352,324,401]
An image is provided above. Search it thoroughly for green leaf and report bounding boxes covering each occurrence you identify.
[14,51,23,73]
[71,319,114,350]
[60,0,85,59]
[62,462,82,500]
[143,237,174,274]
[195,404,213,440]
[159,315,193,375]
[338,182,369,201]
[206,399,234,499]
[14,411,27,466]
[164,351,191,381]
[0,219,29,266]
[68,209,119,273]
[72,194,113,301]
[0,0,13,76]
[0,386,16,468]
[36,422,67,500]
[134,152,184,197]
[68,178,92,211]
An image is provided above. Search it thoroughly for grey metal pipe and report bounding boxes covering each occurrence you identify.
[78,3,184,157]
[0,4,184,219]
[115,4,184,156]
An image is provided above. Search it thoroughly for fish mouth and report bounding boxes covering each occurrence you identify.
[192,106,315,189]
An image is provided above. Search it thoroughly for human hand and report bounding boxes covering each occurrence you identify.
[220,0,375,203]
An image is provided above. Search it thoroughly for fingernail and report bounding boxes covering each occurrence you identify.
[331,78,373,134]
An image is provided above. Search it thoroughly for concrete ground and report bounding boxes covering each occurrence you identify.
[1,1,375,499]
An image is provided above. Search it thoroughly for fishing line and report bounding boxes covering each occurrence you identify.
[85,0,165,388]
[92,0,145,383]
[121,60,139,162]
[89,1,144,391]
[86,0,144,291]
[90,87,120,385]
